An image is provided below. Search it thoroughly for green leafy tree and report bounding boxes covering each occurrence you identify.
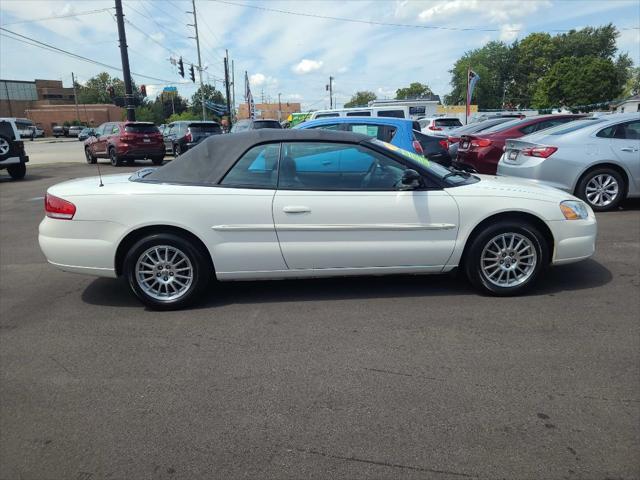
[167,111,201,123]
[76,71,145,106]
[445,41,513,109]
[191,84,226,117]
[509,33,558,107]
[622,66,640,96]
[532,56,624,108]
[395,82,434,100]
[344,91,377,108]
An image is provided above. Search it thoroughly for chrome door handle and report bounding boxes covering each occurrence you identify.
[620,147,639,152]
[283,206,311,213]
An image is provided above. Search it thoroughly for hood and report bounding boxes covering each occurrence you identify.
[447,174,578,203]
[47,173,133,197]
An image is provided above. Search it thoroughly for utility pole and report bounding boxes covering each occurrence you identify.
[114,0,135,121]
[231,59,236,121]
[224,49,232,128]
[188,0,206,120]
[278,93,282,122]
[326,76,334,109]
[71,72,81,122]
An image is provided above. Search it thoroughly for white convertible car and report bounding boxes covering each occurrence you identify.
[39,129,597,309]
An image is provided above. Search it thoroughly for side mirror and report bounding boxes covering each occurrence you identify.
[400,169,423,190]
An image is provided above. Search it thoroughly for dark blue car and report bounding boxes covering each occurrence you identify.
[295,116,452,166]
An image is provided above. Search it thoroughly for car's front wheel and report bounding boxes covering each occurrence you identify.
[123,233,211,310]
[7,163,26,180]
[465,221,547,296]
[576,168,625,212]
[85,147,97,164]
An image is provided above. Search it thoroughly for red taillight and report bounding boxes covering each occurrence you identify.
[412,140,424,155]
[438,139,449,150]
[521,146,558,158]
[185,128,192,142]
[471,138,492,148]
[45,194,76,220]
[448,136,460,144]
[428,125,442,131]
[121,134,133,142]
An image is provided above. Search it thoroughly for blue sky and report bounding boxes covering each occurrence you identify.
[1,0,639,110]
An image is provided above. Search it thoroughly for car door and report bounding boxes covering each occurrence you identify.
[92,123,109,156]
[610,120,640,191]
[164,123,176,151]
[272,141,459,271]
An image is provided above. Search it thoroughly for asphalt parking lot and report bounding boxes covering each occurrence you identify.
[1,163,639,480]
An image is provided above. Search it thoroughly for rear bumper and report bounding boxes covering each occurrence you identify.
[38,217,121,278]
[117,144,165,158]
[456,147,500,174]
[497,157,576,193]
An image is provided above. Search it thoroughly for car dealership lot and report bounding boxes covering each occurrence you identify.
[1,164,639,479]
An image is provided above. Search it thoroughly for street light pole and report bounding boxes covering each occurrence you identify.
[278,93,282,122]
[188,0,206,121]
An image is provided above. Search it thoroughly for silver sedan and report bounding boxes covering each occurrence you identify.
[498,113,640,211]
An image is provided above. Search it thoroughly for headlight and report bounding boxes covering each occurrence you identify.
[560,200,589,220]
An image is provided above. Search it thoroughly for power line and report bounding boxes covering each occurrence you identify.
[209,0,640,33]
[0,7,114,26]
[0,27,175,84]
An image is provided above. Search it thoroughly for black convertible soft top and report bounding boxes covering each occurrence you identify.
[142,128,370,185]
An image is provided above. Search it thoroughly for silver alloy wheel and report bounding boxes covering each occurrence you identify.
[585,174,619,207]
[480,232,537,288]
[0,138,9,155]
[135,245,193,301]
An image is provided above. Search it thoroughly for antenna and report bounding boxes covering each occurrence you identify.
[96,162,104,187]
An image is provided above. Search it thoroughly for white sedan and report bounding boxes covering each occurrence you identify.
[39,129,597,310]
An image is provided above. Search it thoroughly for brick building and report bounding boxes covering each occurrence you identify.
[237,102,301,121]
[25,104,124,136]
[0,79,76,118]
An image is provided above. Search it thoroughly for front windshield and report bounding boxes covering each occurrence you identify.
[371,139,470,184]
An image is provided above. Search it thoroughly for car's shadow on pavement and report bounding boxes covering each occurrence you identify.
[81,259,612,310]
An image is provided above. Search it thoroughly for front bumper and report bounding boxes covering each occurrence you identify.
[548,217,597,265]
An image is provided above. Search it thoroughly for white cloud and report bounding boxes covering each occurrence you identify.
[417,0,550,24]
[500,23,522,42]
[250,73,278,89]
[292,59,323,75]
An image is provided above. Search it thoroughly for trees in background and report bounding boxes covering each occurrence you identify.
[395,82,434,100]
[344,91,377,107]
[445,24,633,110]
[190,84,226,118]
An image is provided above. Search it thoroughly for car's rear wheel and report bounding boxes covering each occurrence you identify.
[84,147,97,164]
[109,148,121,167]
[576,167,624,212]
[465,221,547,296]
[0,135,11,160]
[7,163,26,180]
[173,144,182,156]
[123,233,211,310]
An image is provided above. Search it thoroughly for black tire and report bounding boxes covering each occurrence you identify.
[7,163,26,180]
[465,220,547,296]
[0,134,11,161]
[85,147,97,164]
[173,143,182,157]
[123,233,212,310]
[151,156,164,166]
[575,167,625,212]
[109,147,121,167]
[125,158,136,166]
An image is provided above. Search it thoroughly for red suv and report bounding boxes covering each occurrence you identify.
[455,114,586,174]
[84,122,165,166]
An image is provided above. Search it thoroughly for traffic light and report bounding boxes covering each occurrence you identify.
[189,65,195,83]
[178,57,184,78]
[140,84,147,97]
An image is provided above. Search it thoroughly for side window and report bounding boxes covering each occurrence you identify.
[377,110,404,118]
[347,124,397,142]
[613,120,640,140]
[346,111,371,117]
[314,113,340,118]
[94,124,106,136]
[596,125,616,138]
[278,142,408,191]
[520,122,539,134]
[220,143,280,189]
[308,123,342,131]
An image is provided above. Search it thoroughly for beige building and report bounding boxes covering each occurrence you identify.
[237,102,301,121]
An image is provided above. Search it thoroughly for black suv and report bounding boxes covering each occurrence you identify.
[0,119,29,179]
[163,121,222,156]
